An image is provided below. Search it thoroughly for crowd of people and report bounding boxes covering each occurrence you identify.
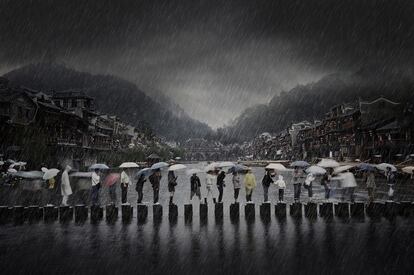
[56,165,398,207]
[0,160,403,207]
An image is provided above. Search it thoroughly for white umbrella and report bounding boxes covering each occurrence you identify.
[10,161,27,168]
[402,166,414,174]
[186,168,204,175]
[89,163,110,170]
[150,162,169,170]
[317,158,340,168]
[376,163,397,172]
[168,164,187,171]
[43,168,60,180]
[306,165,327,175]
[217,161,235,168]
[265,163,287,171]
[41,167,48,173]
[7,168,17,173]
[205,162,220,172]
[334,165,355,174]
[119,162,139,168]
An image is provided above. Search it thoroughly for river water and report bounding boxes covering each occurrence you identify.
[1,164,414,274]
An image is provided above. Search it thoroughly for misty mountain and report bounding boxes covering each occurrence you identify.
[3,62,213,141]
[218,67,414,143]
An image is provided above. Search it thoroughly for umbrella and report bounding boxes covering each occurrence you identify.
[317,158,340,168]
[228,164,249,174]
[104,173,120,186]
[205,162,220,172]
[376,163,397,172]
[12,171,44,179]
[151,162,169,170]
[41,167,48,173]
[136,168,153,178]
[306,165,327,175]
[356,162,375,171]
[70,172,93,178]
[42,168,60,180]
[186,168,204,175]
[7,168,17,173]
[334,165,354,174]
[119,162,139,168]
[402,166,414,174]
[168,164,187,171]
[217,161,235,168]
[265,163,287,171]
[290,160,310,167]
[9,161,27,168]
[89,163,110,170]
[0,161,4,166]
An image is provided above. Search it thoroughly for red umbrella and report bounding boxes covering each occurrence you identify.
[104,173,120,187]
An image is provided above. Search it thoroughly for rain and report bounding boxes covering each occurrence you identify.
[1,0,414,274]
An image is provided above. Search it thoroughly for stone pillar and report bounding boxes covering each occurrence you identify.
[184,204,193,223]
[245,203,255,222]
[44,205,58,222]
[214,203,223,223]
[304,202,317,219]
[90,205,103,222]
[122,204,133,223]
[137,204,148,224]
[230,203,240,223]
[27,205,43,223]
[59,206,73,223]
[384,201,399,219]
[366,202,384,218]
[319,202,333,218]
[13,206,25,225]
[290,202,302,218]
[399,201,414,217]
[200,204,208,224]
[275,203,287,219]
[153,204,163,223]
[105,204,118,223]
[75,205,88,223]
[169,204,178,223]
[335,202,350,218]
[0,206,12,224]
[350,202,365,218]
[260,202,271,222]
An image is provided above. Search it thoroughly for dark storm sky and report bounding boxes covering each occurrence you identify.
[1,0,413,127]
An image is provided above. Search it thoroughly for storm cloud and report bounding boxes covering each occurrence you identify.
[1,0,413,127]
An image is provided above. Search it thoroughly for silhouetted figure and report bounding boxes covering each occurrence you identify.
[216,170,226,203]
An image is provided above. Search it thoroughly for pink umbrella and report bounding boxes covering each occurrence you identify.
[104,173,120,187]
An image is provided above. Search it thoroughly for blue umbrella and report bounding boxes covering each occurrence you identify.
[135,168,153,178]
[356,163,375,171]
[89,163,110,170]
[291,161,310,167]
[227,164,249,174]
[150,162,169,170]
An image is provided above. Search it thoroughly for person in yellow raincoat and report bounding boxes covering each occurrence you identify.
[244,169,256,202]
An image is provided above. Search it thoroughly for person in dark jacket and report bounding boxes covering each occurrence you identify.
[321,168,333,200]
[168,170,178,205]
[262,170,274,202]
[135,174,146,204]
[216,170,226,203]
[149,169,162,204]
[190,173,201,201]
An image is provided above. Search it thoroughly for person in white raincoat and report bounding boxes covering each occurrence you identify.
[304,173,315,201]
[333,171,357,202]
[274,175,286,202]
[61,165,72,206]
[205,171,217,204]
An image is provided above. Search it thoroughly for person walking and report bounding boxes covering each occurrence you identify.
[168,170,178,205]
[190,173,202,202]
[120,168,130,204]
[321,168,333,200]
[292,167,304,202]
[232,171,241,203]
[216,170,226,203]
[91,168,101,205]
[274,175,286,202]
[60,165,72,206]
[136,174,146,204]
[366,170,376,202]
[108,179,117,204]
[261,170,274,202]
[149,169,162,204]
[333,170,357,202]
[304,173,315,201]
[205,171,216,204]
[45,176,56,206]
[385,167,396,201]
[244,169,256,202]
